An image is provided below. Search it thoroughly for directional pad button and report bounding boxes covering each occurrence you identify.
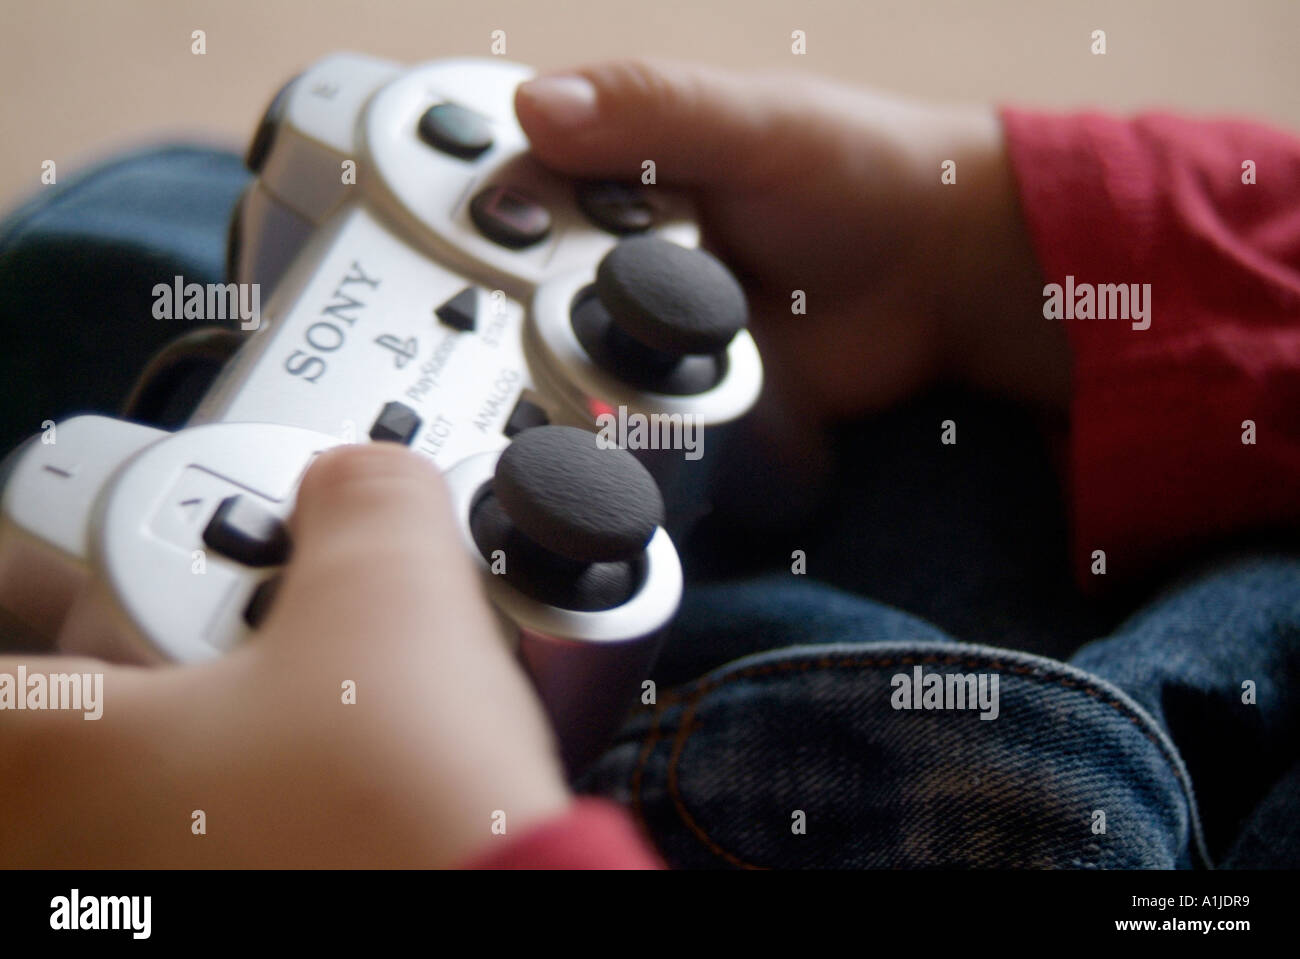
[202,495,290,567]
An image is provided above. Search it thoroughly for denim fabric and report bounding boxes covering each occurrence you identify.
[1072,555,1300,863]
[3,147,1297,869]
[582,576,1230,869]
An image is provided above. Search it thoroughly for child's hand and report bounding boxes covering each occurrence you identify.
[0,444,570,867]
[517,60,1069,419]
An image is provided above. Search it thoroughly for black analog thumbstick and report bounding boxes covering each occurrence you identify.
[594,236,748,357]
[492,426,664,564]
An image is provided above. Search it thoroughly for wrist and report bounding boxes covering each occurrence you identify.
[932,105,1070,411]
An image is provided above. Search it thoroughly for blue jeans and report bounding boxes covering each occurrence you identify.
[585,557,1300,868]
[3,146,1297,868]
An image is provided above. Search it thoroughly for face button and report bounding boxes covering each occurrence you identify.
[417,102,494,160]
[575,180,655,234]
[435,286,478,332]
[202,495,290,567]
[470,185,552,249]
[370,401,422,445]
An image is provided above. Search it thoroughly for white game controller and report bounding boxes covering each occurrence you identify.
[0,53,764,770]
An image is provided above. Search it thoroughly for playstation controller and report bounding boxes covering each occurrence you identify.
[0,53,764,770]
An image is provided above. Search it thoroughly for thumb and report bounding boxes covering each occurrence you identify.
[255,443,570,861]
[515,58,807,188]
[261,442,500,666]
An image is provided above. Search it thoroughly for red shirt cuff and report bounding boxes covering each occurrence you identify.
[1000,107,1300,587]
[459,798,665,869]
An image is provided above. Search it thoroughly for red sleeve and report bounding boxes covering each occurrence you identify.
[459,798,664,869]
[1000,108,1300,587]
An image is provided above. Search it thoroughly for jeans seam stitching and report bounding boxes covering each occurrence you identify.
[658,651,1200,869]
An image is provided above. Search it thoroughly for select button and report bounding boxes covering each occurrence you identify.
[370,401,422,445]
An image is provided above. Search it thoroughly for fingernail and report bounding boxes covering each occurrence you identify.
[518,75,599,127]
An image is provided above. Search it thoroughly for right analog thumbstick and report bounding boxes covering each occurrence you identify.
[594,236,748,357]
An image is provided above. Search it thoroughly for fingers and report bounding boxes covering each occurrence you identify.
[515,58,809,189]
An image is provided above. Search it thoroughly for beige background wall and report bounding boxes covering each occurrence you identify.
[2,0,1298,209]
